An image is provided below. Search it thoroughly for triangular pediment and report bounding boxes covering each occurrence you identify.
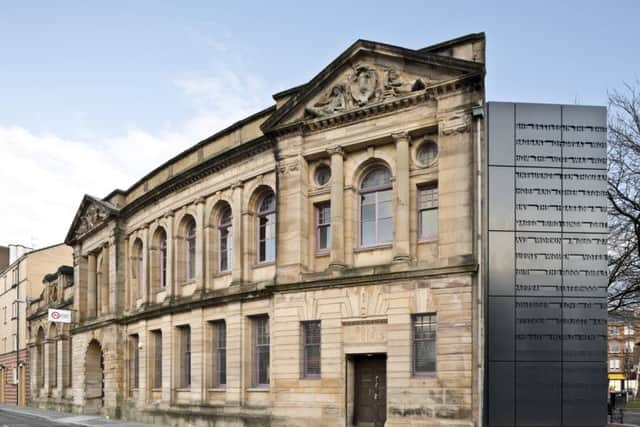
[262,39,484,134]
[64,195,119,245]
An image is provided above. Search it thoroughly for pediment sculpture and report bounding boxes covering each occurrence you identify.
[75,204,109,238]
[305,65,426,118]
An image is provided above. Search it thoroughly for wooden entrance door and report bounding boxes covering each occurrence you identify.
[354,355,386,427]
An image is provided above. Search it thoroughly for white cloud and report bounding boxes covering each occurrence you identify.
[0,66,272,248]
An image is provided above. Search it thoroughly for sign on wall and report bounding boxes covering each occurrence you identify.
[485,102,608,427]
[48,308,72,323]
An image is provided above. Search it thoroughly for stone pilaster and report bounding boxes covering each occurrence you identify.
[392,132,411,261]
[165,213,175,299]
[328,146,346,268]
[231,182,244,283]
[101,243,110,316]
[73,247,87,322]
[195,198,206,291]
[141,225,150,304]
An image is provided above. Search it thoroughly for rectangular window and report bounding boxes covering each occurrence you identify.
[418,184,438,240]
[151,330,162,388]
[129,334,139,389]
[11,302,17,319]
[413,313,436,375]
[179,326,191,387]
[302,321,321,378]
[211,321,226,387]
[252,316,270,387]
[610,341,621,353]
[315,203,331,253]
[3,307,6,324]
[12,334,17,352]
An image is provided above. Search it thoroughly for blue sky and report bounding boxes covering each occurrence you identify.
[0,0,638,247]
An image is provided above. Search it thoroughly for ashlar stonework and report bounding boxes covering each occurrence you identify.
[28,33,486,427]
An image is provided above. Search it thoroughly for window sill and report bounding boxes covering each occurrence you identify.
[151,388,161,392]
[247,387,270,392]
[253,261,275,268]
[180,280,196,287]
[175,387,191,392]
[207,387,226,392]
[213,271,231,279]
[353,243,392,253]
[300,375,321,380]
[412,372,437,379]
[315,250,330,257]
[418,238,438,244]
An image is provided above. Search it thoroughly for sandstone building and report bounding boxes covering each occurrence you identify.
[0,243,71,405]
[28,33,486,427]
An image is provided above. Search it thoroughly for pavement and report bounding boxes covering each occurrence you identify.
[0,404,164,427]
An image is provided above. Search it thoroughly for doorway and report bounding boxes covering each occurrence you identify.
[353,354,386,427]
[85,339,104,414]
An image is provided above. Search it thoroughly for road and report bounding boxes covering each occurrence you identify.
[624,410,640,426]
[0,410,73,427]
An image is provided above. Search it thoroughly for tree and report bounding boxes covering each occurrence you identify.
[608,82,640,312]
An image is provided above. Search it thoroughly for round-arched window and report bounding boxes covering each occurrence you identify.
[257,192,276,263]
[184,218,196,281]
[315,164,331,186]
[417,141,438,166]
[359,167,392,246]
[218,205,232,272]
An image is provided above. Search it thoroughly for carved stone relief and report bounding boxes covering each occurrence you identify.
[75,204,109,238]
[305,64,426,118]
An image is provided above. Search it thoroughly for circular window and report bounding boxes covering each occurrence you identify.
[315,165,332,186]
[417,141,438,166]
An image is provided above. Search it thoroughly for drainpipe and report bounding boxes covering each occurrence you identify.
[472,103,485,426]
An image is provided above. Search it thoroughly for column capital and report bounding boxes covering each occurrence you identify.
[391,131,411,142]
[231,181,244,190]
[327,146,345,158]
[194,196,206,206]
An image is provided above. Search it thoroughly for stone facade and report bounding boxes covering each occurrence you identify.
[0,243,72,406]
[29,33,486,426]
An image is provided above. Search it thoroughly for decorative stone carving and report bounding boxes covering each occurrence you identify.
[349,65,378,106]
[383,69,425,99]
[304,64,427,119]
[75,204,109,238]
[305,84,348,118]
[440,114,470,135]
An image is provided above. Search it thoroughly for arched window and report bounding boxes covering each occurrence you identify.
[218,206,232,272]
[185,218,196,281]
[257,192,276,263]
[131,239,144,301]
[151,228,167,291]
[36,327,45,389]
[359,166,393,246]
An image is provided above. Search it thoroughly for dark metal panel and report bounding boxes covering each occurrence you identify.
[489,167,514,230]
[562,233,609,297]
[515,298,561,361]
[562,105,607,171]
[562,170,608,233]
[515,167,562,232]
[515,232,562,297]
[488,297,514,361]
[487,362,515,427]
[562,298,608,362]
[488,231,514,296]
[516,362,562,427]
[488,102,515,166]
[515,103,562,169]
[562,362,608,426]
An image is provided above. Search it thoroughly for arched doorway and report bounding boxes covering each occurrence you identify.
[85,340,104,414]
